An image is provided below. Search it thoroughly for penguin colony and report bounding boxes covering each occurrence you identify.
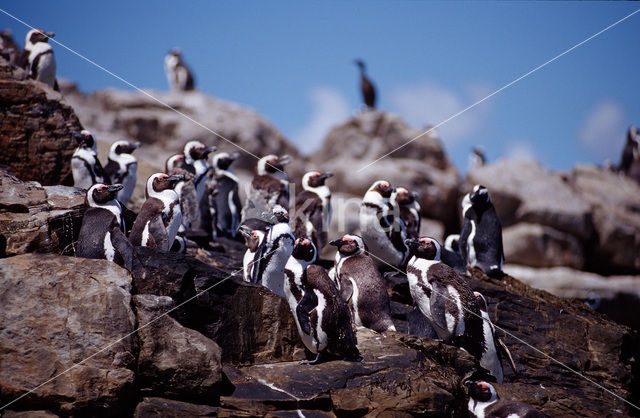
[11,32,619,412]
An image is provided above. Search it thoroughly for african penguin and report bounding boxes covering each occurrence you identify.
[443,234,466,273]
[469,146,487,171]
[292,171,333,251]
[618,125,640,182]
[181,141,215,232]
[405,236,484,361]
[211,152,243,238]
[460,185,504,277]
[295,261,360,363]
[354,59,376,109]
[253,205,294,297]
[465,380,548,418]
[76,183,134,270]
[71,130,109,189]
[23,29,56,89]
[330,234,396,333]
[391,186,421,239]
[164,47,195,91]
[239,217,273,284]
[243,154,291,219]
[359,180,408,268]
[129,173,184,251]
[104,140,140,204]
[474,291,517,384]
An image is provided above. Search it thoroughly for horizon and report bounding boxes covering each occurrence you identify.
[2,2,639,174]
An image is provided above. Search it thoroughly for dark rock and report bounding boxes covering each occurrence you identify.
[133,294,223,402]
[0,170,85,256]
[2,411,59,418]
[133,397,219,417]
[502,223,584,269]
[0,254,136,416]
[0,57,83,186]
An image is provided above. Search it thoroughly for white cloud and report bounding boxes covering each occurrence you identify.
[579,100,627,158]
[389,82,492,144]
[292,86,350,154]
[503,140,536,161]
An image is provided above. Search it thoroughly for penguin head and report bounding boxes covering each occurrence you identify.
[257,154,291,175]
[72,130,96,151]
[330,234,365,256]
[369,180,393,199]
[184,140,215,164]
[238,225,265,252]
[464,381,498,403]
[292,238,317,264]
[25,29,54,48]
[212,152,240,171]
[166,154,189,173]
[629,125,640,145]
[444,234,460,253]
[354,59,366,71]
[146,173,184,198]
[271,205,289,223]
[473,291,489,312]
[86,183,123,207]
[469,184,490,205]
[302,171,333,189]
[169,47,182,57]
[404,237,441,261]
[110,140,140,158]
[392,187,418,206]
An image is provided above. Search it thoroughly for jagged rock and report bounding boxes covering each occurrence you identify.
[310,111,461,230]
[134,397,219,417]
[0,57,83,186]
[133,294,223,402]
[2,411,59,418]
[502,223,584,269]
[0,254,136,416]
[0,170,85,257]
[568,164,640,274]
[466,159,594,240]
[60,84,300,173]
[130,244,306,365]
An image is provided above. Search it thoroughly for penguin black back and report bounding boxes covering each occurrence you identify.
[355,59,376,108]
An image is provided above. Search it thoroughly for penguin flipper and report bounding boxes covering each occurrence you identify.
[497,337,518,375]
[429,282,452,340]
[149,215,169,251]
[117,200,137,236]
[111,227,135,271]
[296,289,318,337]
[339,276,354,304]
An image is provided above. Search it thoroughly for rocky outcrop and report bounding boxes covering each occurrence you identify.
[502,223,584,269]
[0,58,83,186]
[0,170,85,257]
[0,254,136,416]
[133,294,223,402]
[133,398,220,417]
[310,111,461,230]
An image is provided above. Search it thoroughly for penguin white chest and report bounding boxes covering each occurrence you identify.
[313,289,329,352]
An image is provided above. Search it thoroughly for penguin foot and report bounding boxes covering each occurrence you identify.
[300,351,330,365]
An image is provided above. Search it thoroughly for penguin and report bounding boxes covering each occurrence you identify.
[618,126,640,182]
[391,187,421,239]
[181,141,216,232]
[359,180,408,268]
[244,154,291,219]
[71,130,109,189]
[129,173,184,251]
[330,234,396,333]
[76,183,134,270]
[292,171,333,251]
[104,140,141,204]
[443,234,467,273]
[22,29,57,89]
[354,59,376,109]
[164,47,195,91]
[210,152,243,238]
[469,146,487,171]
[465,380,548,418]
[474,291,518,384]
[239,217,273,283]
[404,236,484,361]
[460,185,504,277]
[295,262,360,364]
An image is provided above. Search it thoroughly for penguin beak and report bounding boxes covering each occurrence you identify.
[107,184,124,193]
[329,239,343,247]
[166,174,184,186]
[238,225,252,238]
[229,152,241,161]
[204,146,217,156]
[71,131,84,141]
[46,32,55,38]
[464,381,475,389]
[125,142,141,153]
[410,191,419,200]
[319,172,333,181]
[404,238,420,250]
[277,155,291,166]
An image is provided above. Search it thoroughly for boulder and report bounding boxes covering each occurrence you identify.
[0,254,136,416]
[502,223,584,269]
[0,58,83,186]
[133,398,220,417]
[568,164,640,274]
[466,159,594,240]
[0,170,85,257]
[309,111,461,230]
[133,294,223,402]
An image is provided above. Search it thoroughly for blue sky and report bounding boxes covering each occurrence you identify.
[2,2,639,173]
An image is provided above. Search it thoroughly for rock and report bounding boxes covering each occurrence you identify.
[0,254,136,416]
[2,411,60,418]
[0,170,85,256]
[133,294,223,402]
[502,223,584,269]
[466,159,594,240]
[134,397,219,417]
[61,84,300,174]
[0,57,83,186]
[568,164,640,274]
[309,111,461,230]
